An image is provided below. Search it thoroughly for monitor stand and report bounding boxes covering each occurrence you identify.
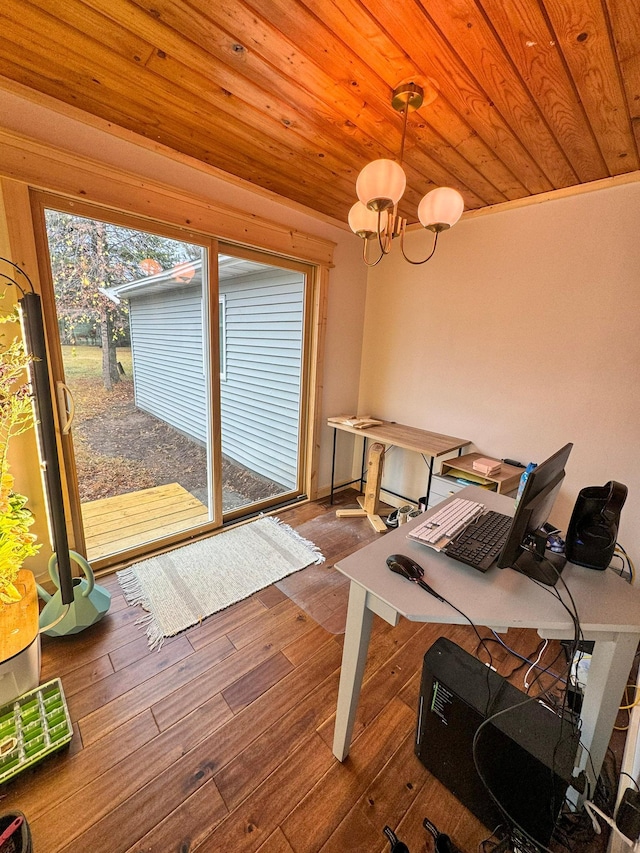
[512,529,567,586]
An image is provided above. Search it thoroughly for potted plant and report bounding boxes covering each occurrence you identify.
[0,306,40,603]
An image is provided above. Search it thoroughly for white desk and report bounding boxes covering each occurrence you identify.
[332,487,640,791]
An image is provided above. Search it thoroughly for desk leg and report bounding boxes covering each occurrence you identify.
[576,632,639,788]
[330,428,337,505]
[425,456,434,508]
[333,582,374,761]
[360,437,367,492]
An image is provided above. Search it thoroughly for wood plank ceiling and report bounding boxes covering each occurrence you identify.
[0,0,639,225]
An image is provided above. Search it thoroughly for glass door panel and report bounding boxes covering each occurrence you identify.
[42,207,215,563]
[218,250,306,516]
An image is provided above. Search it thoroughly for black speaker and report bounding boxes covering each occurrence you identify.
[565,481,627,570]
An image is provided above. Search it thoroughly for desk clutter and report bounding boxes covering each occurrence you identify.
[439,453,523,496]
[472,457,502,476]
[327,414,383,429]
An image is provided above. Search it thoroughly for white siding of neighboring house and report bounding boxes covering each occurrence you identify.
[220,269,304,489]
[130,283,207,444]
[127,267,304,490]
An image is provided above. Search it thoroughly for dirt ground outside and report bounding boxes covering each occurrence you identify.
[65,346,285,512]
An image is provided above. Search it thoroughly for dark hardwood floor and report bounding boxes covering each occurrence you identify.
[0,491,619,852]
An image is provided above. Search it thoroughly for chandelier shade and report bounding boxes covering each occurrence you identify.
[356,159,406,210]
[417,187,465,232]
[348,202,388,237]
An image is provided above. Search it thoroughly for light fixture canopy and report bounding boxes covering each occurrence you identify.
[349,82,465,266]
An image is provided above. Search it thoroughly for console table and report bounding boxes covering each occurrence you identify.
[328,418,471,507]
[332,486,640,796]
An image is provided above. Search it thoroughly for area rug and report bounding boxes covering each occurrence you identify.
[117,516,324,649]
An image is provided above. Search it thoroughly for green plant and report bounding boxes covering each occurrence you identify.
[0,305,40,602]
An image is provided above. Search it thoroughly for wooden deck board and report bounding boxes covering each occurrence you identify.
[81,483,209,562]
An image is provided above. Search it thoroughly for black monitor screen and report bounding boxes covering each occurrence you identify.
[497,443,573,586]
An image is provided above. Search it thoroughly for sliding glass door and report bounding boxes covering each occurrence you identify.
[31,195,314,569]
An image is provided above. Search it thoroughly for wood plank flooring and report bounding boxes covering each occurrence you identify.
[1,491,620,852]
[81,483,209,562]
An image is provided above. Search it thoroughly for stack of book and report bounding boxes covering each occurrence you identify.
[472,457,502,476]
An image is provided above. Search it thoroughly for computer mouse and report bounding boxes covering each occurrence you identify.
[386,554,424,581]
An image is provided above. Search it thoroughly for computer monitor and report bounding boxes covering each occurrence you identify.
[497,443,573,586]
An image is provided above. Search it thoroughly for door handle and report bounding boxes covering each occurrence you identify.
[56,381,75,434]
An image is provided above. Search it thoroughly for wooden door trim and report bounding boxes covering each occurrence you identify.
[0,128,336,266]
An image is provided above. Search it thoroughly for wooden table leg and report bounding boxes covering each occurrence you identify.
[336,443,387,533]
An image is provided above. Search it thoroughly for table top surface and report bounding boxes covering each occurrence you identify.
[327,418,471,458]
[335,487,640,637]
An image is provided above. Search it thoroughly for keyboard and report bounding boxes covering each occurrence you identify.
[407,498,485,550]
[444,510,512,572]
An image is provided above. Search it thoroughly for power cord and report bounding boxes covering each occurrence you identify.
[469,569,583,853]
[583,799,640,849]
[620,773,640,793]
[477,825,507,853]
[614,682,640,732]
[484,631,565,683]
[614,543,635,584]
[524,639,549,690]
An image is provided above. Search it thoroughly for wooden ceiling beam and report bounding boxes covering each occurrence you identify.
[605,0,640,129]
[173,0,503,204]
[74,0,377,185]
[3,0,355,197]
[238,0,559,195]
[77,0,484,212]
[217,0,514,203]
[233,0,508,204]
[74,0,496,212]
[0,0,637,221]
[0,52,349,220]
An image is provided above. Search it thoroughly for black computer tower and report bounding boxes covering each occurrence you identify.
[415,638,579,848]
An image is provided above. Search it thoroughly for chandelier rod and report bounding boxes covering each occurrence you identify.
[398,98,410,167]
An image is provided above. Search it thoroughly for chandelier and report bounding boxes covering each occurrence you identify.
[348,83,465,266]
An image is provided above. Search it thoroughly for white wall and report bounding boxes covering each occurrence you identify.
[358,182,640,561]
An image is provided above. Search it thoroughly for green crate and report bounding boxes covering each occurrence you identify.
[0,678,72,786]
